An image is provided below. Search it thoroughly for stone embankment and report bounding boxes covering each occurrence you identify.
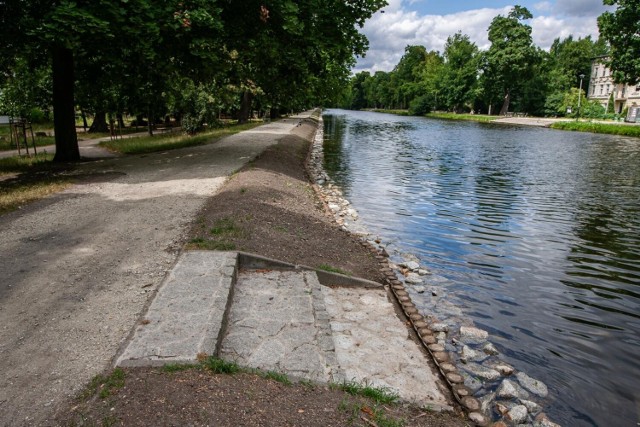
[307,116,561,427]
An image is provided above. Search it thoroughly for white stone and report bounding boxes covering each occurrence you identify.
[328,203,340,212]
[431,323,449,332]
[516,372,549,397]
[497,379,529,399]
[482,342,499,355]
[495,364,514,376]
[463,364,501,381]
[400,261,420,271]
[405,273,423,284]
[521,399,541,414]
[459,326,489,342]
[413,286,425,293]
[506,405,528,424]
[417,268,430,275]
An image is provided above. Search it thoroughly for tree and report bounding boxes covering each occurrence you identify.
[440,32,479,112]
[598,0,640,84]
[484,6,537,115]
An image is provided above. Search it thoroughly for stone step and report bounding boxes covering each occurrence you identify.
[115,251,237,367]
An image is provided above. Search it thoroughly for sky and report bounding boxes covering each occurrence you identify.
[355,0,613,73]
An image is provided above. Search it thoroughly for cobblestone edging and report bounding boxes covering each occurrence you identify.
[305,115,561,427]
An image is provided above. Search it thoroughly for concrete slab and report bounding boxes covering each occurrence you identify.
[115,251,237,367]
[220,270,344,383]
[322,286,451,410]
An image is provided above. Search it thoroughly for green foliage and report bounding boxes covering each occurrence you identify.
[598,0,640,84]
[317,264,350,276]
[260,370,292,385]
[81,368,126,400]
[408,95,432,116]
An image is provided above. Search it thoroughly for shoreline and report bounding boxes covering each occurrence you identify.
[311,112,561,427]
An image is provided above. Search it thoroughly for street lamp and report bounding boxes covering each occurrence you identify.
[578,74,585,119]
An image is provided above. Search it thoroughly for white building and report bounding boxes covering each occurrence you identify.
[588,56,640,115]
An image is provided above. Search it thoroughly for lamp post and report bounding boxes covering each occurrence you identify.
[578,74,585,119]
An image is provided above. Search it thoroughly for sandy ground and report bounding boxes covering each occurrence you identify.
[0,118,303,426]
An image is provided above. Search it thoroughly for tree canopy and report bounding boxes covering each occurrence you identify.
[598,0,640,85]
[0,0,386,161]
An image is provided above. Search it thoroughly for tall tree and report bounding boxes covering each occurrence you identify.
[484,5,537,115]
[598,0,640,84]
[441,32,479,112]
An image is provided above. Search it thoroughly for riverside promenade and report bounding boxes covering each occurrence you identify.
[0,112,453,426]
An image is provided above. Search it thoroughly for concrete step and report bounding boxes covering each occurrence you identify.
[115,250,449,409]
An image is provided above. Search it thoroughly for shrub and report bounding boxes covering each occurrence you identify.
[408,95,432,116]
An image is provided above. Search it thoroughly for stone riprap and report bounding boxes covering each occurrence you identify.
[307,114,560,427]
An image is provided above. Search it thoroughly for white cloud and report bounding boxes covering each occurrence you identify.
[354,2,606,74]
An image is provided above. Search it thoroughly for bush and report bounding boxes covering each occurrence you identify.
[27,108,46,123]
[408,95,432,116]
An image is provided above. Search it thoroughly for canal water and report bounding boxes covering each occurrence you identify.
[322,109,640,426]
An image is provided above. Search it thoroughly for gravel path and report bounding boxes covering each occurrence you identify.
[0,117,306,426]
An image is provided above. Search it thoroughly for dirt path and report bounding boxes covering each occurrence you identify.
[0,117,306,426]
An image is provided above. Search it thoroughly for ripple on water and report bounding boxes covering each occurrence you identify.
[322,109,640,427]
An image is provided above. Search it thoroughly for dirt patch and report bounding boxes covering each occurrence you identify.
[187,118,384,282]
[56,367,469,427]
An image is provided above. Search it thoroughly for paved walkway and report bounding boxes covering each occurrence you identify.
[0,115,309,426]
[116,251,449,410]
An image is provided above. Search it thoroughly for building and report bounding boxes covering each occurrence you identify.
[588,56,640,115]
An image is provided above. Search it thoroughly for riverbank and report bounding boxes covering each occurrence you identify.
[43,113,469,426]
[368,109,640,136]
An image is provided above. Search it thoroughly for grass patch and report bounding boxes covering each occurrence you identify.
[370,109,410,116]
[259,370,292,385]
[426,112,500,122]
[317,264,350,276]
[338,401,406,427]
[335,380,399,405]
[81,368,126,400]
[550,120,640,137]
[99,121,263,154]
[0,153,73,215]
[209,217,243,236]
[203,357,241,374]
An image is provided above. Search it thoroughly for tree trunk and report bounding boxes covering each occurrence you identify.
[89,111,109,133]
[238,92,252,124]
[81,110,88,131]
[52,45,80,162]
[117,113,125,129]
[270,107,280,120]
[147,106,153,136]
[499,90,511,116]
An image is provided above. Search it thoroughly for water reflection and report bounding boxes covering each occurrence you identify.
[322,109,640,427]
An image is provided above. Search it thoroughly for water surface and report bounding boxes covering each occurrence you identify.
[322,109,640,426]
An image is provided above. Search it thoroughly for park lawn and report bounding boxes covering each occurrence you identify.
[426,112,500,122]
[0,153,73,215]
[100,121,264,155]
[550,121,640,137]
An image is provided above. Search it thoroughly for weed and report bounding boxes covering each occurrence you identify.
[240,187,247,194]
[209,217,244,237]
[187,238,236,251]
[81,368,126,400]
[203,357,240,374]
[337,380,399,404]
[317,264,350,276]
[298,379,315,389]
[261,370,292,385]
[274,225,288,233]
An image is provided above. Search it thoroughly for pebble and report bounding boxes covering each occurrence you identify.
[494,364,515,376]
[534,413,562,427]
[482,342,499,355]
[431,323,449,332]
[463,364,501,381]
[521,399,541,414]
[413,285,425,293]
[404,273,422,284]
[497,379,530,400]
[417,268,430,275]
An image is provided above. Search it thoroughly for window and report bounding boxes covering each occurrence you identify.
[600,85,604,95]
[607,84,610,94]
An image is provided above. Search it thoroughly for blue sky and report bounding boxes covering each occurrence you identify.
[355,0,613,72]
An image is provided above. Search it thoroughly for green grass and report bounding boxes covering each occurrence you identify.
[370,109,410,116]
[202,357,241,374]
[187,217,247,251]
[317,264,350,276]
[188,238,236,251]
[209,217,243,236]
[0,152,56,176]
[338,401,406,427]
[335,380,399,405]
[426,112,500,122]
[99,121,263,154]
[81,368,126,400]
[259,370,292,385]
[550,120,640,137]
